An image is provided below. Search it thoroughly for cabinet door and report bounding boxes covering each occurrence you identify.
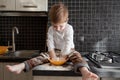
[0,0,15,11]
[102,78,120,80]
[0,62,4,80]
[4,62,33,80]
[16,0,48,11]
[34,76,82,80]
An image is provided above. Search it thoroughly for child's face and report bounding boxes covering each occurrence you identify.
[52,22,67,31]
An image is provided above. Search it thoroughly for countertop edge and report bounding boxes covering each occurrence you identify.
[32,70,81,76]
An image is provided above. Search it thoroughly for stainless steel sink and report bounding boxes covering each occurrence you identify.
[3,50,40,58]
[14,50,40,58]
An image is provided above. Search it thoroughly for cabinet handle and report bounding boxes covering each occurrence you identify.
[0,5,6,8]
[23,5,37,8]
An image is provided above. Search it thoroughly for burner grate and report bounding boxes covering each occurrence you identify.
[86,51,120,68]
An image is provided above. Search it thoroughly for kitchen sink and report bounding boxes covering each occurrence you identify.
[14,50,40,58]
[3,50,40,58]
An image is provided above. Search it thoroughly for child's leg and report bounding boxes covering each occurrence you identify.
[6,52,49,74]
[68,51,86,64]
[24,52,49,71]
[68,51,99,80]
[6,63,25,74]
[79,67,99,80]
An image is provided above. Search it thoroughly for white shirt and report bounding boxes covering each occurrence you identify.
[47,23,75,55]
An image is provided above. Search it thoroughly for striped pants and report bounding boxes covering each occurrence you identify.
[24,49,88,72]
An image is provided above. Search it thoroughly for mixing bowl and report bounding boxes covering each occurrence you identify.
[49,58,67,66]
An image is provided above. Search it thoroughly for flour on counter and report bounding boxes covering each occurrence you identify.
[33,63,73,71]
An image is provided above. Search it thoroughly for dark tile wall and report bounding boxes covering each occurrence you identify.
[1,0,120,53]
[48,0,120,53]
[0,16,47,52]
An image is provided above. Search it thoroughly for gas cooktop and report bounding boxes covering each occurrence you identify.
[86,51,120,69]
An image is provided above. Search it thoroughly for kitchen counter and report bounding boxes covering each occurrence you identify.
[33,58,120,78]
[32,63,81,76]
[0,55,82,76]
[32,57,89,76]
[88,61,120,78]
[0,55,31,62]
[0,54,120,78]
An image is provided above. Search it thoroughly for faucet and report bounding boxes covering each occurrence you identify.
[12,27,19,52]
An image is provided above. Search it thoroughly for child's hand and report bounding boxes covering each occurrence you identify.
[49,49,57,59]
[51,56,66,61]
[59,55,68,61]
[51,57,59,60]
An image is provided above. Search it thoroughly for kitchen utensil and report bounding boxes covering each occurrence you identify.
[103,57,112,63]
[96,54,105,61]
[0,46,9,55]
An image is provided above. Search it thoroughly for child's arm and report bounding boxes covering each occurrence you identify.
[48,49,57,59]
[47,27,57,59]
[61,26,74,56]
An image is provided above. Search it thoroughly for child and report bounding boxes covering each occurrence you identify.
[6,3,99,80]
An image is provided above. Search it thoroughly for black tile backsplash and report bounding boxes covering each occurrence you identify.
[48,0,120,53]
[0,16,47,52]
[1,0,120,53]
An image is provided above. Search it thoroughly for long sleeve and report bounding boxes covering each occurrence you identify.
[61,26,74,55]
[47,27,55,51]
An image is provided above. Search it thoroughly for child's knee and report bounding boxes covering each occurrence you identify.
[69,51,83,63]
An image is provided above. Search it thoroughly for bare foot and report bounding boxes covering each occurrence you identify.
[6,63,25,74]
[80,67,99,80]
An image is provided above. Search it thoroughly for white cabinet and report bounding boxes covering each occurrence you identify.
[34,76,82,80]
[0,0,48,11]
[0,0,15,11]
[16,0,48,11]
[0,62,4,80]
[4,62,33,80]
[102,78,120,80]
[0,62,33,80]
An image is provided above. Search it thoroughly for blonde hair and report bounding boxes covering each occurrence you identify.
[49,3,68,24]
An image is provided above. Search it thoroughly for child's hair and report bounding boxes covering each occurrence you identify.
[49,3,68,24]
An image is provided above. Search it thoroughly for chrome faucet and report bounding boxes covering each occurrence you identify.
[12,27,19,52]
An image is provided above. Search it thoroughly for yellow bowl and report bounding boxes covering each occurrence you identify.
[49,58,67,66]
[0,46,8,55]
